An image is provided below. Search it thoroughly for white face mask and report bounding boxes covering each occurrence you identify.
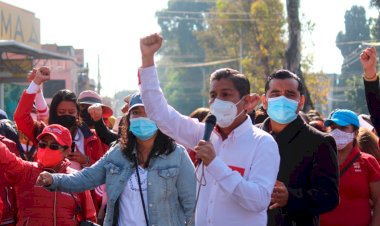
[210,98,244,128]
[330,128,355,150]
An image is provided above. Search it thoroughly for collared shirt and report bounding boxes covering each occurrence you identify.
[139,66,280,226]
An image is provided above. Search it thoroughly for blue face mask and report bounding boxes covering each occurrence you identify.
[129,117,158,141]
[267,96,299,124]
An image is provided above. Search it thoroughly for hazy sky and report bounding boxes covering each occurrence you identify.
[3,0,379,97]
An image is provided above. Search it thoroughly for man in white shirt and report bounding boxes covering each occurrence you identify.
[137,33,280,226]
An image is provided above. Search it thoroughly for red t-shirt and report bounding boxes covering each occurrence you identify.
[320,146,380,226]
[0,199,2,220]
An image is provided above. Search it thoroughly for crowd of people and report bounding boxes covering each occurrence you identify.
[0,33,380,226]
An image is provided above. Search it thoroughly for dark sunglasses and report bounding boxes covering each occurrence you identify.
[38,141,64,150]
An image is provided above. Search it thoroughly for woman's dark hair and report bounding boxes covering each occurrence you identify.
[189,107,210,122]
[48,89,80,125]
[119,112,176,164]
[210,68,250,98]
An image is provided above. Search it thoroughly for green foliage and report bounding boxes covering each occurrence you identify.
[4,83,27,120]
[303,72,331,114]
[113,89,137,117]
[344,75,368,114]
[156,0,213,115]
[196,0,286,95]
[370,0,380,8]
[336,6,371,75]
[371,16,380,42]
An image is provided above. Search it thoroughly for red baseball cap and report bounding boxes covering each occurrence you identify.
[36,124,72,147]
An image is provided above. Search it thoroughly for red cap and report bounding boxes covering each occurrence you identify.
[36,124,72,147]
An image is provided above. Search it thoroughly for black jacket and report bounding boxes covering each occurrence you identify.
[364,77,380,135]
[257,116,339,226]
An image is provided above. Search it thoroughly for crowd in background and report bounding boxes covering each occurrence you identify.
[0,34,379,226]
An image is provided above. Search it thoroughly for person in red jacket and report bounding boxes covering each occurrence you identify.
[0,199,2,221]
[0,124,97,226]
[0,134,19,226]
[14,67,108,170]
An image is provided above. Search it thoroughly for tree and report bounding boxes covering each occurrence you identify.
[344,75,368,114]
[285,0,313,111]
[4,83,26,120]
[113,89,137,117]
[196,0,286,94]
[156,0,213,115]
[370,0,380,8]
[336,6,370,75]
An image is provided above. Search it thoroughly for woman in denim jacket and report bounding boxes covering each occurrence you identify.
[37,92,196,226]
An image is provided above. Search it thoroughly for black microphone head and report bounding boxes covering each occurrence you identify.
[205,114,216,126]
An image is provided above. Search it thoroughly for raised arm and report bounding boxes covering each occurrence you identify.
[36,146,113,192]
[138,33,204,149]
[361,47,380,134]
[88,104,118,145]
[14,67,50,145]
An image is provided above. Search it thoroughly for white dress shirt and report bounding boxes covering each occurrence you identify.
[138,66,280,226]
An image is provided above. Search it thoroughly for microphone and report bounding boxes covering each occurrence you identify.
[198,114,216,165]
[203,114,216,141]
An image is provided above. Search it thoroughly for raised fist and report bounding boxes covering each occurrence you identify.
[88,103,103,122]
[33,66,51,85]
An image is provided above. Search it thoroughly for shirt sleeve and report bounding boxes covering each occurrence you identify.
[48,152,109,193]
[206,136,280,212]
[364,77,380,135]
[0,141,32,186]
[139,66,204,149]
[35,91,49,118]
[14,90,40,145]
[367,155,380,182]
[26,81,40,94]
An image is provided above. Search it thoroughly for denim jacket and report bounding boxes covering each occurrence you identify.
[48,143,196,226]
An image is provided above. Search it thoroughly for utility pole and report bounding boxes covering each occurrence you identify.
[97,54,101,94]
[239,27,243,72]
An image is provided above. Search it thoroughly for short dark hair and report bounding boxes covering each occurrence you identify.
[49,89,80,125]
[264,69,304,95]
[210,68,250,98]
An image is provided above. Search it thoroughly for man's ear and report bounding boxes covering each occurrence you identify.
[297,95,305,112]
[261,94,268,110]
[244,93,260,113]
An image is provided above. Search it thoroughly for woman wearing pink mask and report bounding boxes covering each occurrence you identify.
[0,124,96,226]
[320,109,380,226]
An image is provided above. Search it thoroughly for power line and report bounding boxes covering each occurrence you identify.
[159,10,250,16]
[158,58,240,68]
[156,15,280,22]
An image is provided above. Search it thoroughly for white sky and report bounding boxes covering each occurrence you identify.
[3,0,379,97]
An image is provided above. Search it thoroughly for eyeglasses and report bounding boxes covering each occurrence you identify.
[38,141,64,150]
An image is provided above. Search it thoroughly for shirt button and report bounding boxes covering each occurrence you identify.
[148,182,152,186]
[149,203,153,207]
